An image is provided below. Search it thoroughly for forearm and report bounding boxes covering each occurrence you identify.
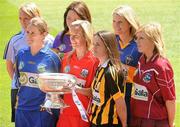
[115,97,127,127]
[166,100,176,127]
[75,87,92,97]
[6,60,14,80]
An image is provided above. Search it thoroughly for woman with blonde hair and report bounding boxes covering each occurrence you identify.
[90,31,127,127]
[112,5,141,125]
[15,17,60,127]
[56,20,99,127]
[3,2,54,122]
[130,23,176,127]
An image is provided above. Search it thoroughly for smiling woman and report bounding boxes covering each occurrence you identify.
[15,17,61,127]
[26,17,48,53]
[0,0,180,126]
[56,20,99,127]
[2,2,55,124]
[112,5,141,125]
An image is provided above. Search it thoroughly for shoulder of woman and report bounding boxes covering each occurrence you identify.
[153,56,173,75]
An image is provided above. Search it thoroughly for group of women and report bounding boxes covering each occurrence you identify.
[3,1,176,127]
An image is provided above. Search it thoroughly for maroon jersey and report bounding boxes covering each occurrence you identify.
[131,54,175,120]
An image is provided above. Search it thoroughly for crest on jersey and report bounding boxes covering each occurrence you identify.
[59,44,66,52]
[19,72,28,85]
[143,73,151,83]
[37,63,46,73]
[125,55,133,65]
[80,69,88,78]
[64,65,70,73]
[18,61,24,70]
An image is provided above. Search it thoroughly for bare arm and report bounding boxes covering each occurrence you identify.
[166,100,176,127]
[52,87,92,98]
[115,97,127,127]
[75,87,92,97]
[6,60,14,80]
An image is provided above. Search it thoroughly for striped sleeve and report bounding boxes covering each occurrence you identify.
[107,66,124,100]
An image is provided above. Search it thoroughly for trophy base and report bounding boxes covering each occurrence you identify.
[41,100,69,109]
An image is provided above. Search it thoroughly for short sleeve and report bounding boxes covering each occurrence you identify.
[53,32,62,48]
[3,39,14,61]
[106,67,124,101]
[44,34,54,48]
[156,60,176,101]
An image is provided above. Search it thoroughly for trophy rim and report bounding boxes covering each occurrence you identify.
[38,73,77,92]
[38,73,76,80]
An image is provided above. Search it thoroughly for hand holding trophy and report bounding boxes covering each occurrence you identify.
[38,73,77,109]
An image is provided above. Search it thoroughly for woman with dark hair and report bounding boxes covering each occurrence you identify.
[52,1,91,58]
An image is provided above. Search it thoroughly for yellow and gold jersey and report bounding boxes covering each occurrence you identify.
[90,60,124,125]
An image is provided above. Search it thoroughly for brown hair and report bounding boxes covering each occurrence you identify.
[61,0,91,43]
[94,30,122,72]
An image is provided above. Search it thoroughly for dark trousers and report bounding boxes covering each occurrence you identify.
[11,89,18,122]
[15,109,56,127]
[125,83,132,125]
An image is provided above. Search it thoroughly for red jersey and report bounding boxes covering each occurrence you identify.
[61,51,99,116]
[131,54,175,120]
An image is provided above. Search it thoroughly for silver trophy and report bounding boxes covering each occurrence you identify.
[38,73,77,109]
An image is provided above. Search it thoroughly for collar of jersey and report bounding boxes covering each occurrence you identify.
[40,45,49,53]
[72,50,91,60]
[116,35,134,49]
[28,45,49,54]
[142,53,159,64]
[99,59,110,68]
[21,29,26,35]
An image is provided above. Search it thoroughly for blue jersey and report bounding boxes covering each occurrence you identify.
[16,46,60,111]
[116,35,141,67]
[3,29,54,89]
[116,35,141,125]
[116,35,141,83]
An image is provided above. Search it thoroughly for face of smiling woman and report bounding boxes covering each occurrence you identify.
[26,24,46,47]
[69,25,87,50]
[112,13,131,36]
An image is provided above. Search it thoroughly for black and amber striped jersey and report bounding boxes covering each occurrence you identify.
[90,60,124,125]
